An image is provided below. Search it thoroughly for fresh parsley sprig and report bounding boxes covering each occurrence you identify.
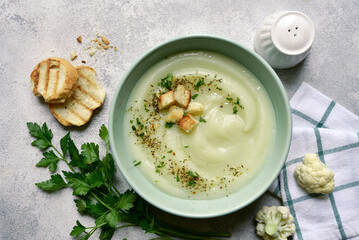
[158,73,173,90]
[27,122,231,240]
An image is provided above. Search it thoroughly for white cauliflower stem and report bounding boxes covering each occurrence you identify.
[295,153,335,194]
[255,206,295,240]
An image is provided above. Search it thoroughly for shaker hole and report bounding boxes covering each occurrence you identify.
[294,34,297,37]
[288,29,291,32]
[296,27,298,29]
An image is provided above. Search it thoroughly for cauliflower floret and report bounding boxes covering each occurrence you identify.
[255,206,295,240]
[294,153,335,194]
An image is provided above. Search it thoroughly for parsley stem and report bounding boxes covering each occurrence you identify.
[90,192,113,210]
[116,223,137,229]
[50,143,76,173]
[111,183,122,198]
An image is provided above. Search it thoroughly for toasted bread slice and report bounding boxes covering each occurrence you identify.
[49,66,106,126]
[30,58,78,103]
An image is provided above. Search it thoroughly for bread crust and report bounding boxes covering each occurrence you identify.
[30,57,78,103]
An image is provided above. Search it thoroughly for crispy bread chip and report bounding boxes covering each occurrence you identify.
[49,66,106,126]
[30,58,78,103]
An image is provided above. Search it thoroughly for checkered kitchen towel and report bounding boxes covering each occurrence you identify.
[269,82,359,240]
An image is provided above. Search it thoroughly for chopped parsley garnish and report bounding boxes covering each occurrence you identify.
[233,106,238,114]
[131,125,136,131]
[158,73,173,90]
[144,104,149,112]
[187,171,199,186]
[135,118,145,130]
[194,79,205,90]
[226,97,233,101]
[199,117,206,123]
[167,150,173,153]
[155,161,165,173]
[234,97,244,109]
[133,160,141,166]
[191,93,199,100]
[184,145,189,148]
[165,122,175,128]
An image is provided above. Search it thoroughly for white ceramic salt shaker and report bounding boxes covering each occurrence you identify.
[254,11,315,69]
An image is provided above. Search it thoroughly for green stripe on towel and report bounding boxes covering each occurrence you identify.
[314,128,347,239]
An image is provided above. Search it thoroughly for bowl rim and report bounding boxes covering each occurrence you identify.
[109,34,292,218]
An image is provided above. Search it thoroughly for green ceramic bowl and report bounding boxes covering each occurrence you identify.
[109,35,292,218]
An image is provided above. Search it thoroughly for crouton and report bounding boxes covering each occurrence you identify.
[174,85,191,109]
[158,90,175,110]
[165,106,184,123]
[178,114,198,133]
[187,102,204,115]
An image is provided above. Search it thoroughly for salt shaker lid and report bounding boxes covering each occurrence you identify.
[271,11,315,56]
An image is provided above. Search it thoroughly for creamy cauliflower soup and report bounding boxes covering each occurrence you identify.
[124,51,276,199]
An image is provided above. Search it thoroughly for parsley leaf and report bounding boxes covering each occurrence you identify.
[99,225,116,240]
[63,171,92,196]
[35,174,67,192]
[27,122,53,150]
[60,132,70,156]
[81,142,100,164]
[85,170,104,188]
[106,208,121,228]
[35,150,60,172]
[74,199,90,213]
[99,124,109,145]
[70,220,86,238]
[115,190,137,210]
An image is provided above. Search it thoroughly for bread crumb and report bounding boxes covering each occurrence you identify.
[89,49,96,56]
[101,36,110,45]
[84,34,118,56]
[70,51,77,60]
[77,36,82,43]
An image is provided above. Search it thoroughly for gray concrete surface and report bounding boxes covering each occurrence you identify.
[0,0,358,239]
